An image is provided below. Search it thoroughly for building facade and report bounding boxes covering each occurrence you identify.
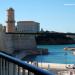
[17,21,40,33]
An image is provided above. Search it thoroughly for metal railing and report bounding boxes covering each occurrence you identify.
[0,52,54,75]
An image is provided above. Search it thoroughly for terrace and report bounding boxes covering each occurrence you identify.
[0,51,54,75]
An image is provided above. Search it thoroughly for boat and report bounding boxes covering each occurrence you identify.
[64,47,75,50]
[72,51,75,55]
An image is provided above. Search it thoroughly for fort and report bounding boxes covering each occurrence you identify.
[0,8,48,57]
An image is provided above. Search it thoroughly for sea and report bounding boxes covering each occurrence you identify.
[24,44,75,64]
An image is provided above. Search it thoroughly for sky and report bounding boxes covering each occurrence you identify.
[0,0,75,33]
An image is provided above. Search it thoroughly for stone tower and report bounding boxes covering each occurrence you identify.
[6,8,15,32]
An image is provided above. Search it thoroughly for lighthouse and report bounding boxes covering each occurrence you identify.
[6,8,15,32]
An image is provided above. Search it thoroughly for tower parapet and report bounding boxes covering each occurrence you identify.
[6,8,15,32]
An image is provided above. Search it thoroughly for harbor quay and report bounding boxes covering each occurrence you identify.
[13,48,48,59]
[27,61,75,75]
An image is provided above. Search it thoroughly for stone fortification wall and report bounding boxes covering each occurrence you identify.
[0,32,13,53]
[11,34,36,50]
[0,32,36,54]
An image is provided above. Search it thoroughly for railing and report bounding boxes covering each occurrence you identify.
[0,52,54,75]
[58,69,75,75]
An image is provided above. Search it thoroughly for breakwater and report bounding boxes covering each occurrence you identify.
[13,48,49,59]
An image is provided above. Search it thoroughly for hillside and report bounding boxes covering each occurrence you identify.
[36,31,75,45]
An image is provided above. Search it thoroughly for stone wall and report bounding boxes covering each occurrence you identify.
[11,34,36,50]
[0,32,37,54]
[0,32,13,53]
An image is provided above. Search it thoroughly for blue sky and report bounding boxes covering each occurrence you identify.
[0,0,75,32]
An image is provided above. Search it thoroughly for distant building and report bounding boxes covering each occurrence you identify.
[0,24,3,32]
[17,21,40,33]
[41,28,44,32]
[6,8,15,32]
[3,26,6,32]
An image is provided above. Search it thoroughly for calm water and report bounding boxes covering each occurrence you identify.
[24,44,75,64]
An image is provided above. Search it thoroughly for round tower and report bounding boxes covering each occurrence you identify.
[6,8,15,32]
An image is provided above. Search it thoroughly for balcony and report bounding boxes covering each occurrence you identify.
[0,51,54,75]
